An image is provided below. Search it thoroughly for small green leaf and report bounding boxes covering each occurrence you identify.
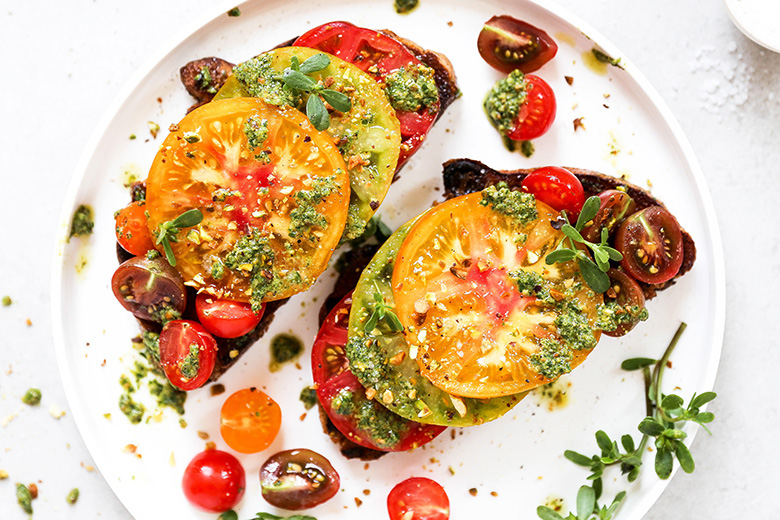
[662,428,687,440]
[576,196,601,230]
[604,246,623,261]
[661,394,684,410]
[655,447,674,479]
[170,208,203,228]
[691,391,717,409]
[320,89,352,112]
[546,248,577,264]
[627,465,640,482]
[162,239,176,267]
[290,56,300,71]
[620,357,656,371]
[578,257,610,293]
[595,430,613,455]
[592,247,610,268]
[638,417,664,436]
[299,53,331,74]
[592,477,603,500]
[695,411,715,424]
[364,310,379,333]
[607,491,627,516]
[306,94,330,131]
[564,450,593,467]
[283,69,318,91]
[562,224,585,243]
[576,485,596,519]
[537,506,565,520]
[218,511,239,520]
[620,434,635,453]
[384,310,404,332]
[674,440,695,473]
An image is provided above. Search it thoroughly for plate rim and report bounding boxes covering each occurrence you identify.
[50,0,726,518]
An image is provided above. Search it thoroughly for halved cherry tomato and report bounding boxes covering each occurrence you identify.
[392,192,602,398]
[145,97,350,305]
[220,387,282,454]
[294,21,439,167]
[159,320,217,390]
[195,294,265,339]
[602,268,646,337]
[111,255,186,324]
[477,15,558,74]
[387,477,450,520]
[115,201,155,256]
[614,207,684,284]
[580,189,636,243]
[506,74,556,141]
[313,294,445,451]
[259,449,340,510]
[182,449,245,513]
[521,166,585,219]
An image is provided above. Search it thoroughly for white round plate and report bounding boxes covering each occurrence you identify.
[52,0,724,519]
[724,0,780,53]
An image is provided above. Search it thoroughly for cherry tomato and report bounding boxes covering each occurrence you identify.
[294,21,439,167]
[580,190,636,243]
[521,166,585,219]
[387,477,450,520]
[111,255,186,324]
[602,268,647,337]
[392,193,602,398]
[313,294,445,451]
[505,74,556,141]
[614,207,684,284]
[220,387,282,454]
[195,293,265,339]
[114,201,155,256]
[182,449,245,513]
[259,449,340,510]
[159,320,217,390]
[478,15,558,74]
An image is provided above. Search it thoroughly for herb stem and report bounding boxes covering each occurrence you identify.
[653,322,687,423]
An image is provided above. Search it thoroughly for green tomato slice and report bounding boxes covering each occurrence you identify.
[215,47,401,241]
[346,217,527,427]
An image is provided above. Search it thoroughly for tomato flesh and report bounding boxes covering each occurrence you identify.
[581,189,636,243]
[182,449,246,513]
[195,293,265,339]
[477,15,558,74]
[115,201,155,256]
[614,206,684,284]
[313,294,445,451]
[521,166,585,219]
[602,268,646,337]
[220,387,282,454]
[506,74,556,141]
[387,477,450,520]
[159,320,217,391]
[259,449,340,510]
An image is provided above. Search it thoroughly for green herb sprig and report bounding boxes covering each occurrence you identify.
[364,285,403,333]
[155,209,203,266]
[537,322,717,520]
[545,196,622,293]
[276,54,352,131]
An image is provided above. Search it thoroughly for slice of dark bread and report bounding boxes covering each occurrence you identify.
[441,158,696,299]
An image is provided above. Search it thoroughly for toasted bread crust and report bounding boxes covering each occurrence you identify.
[441,158,696,299]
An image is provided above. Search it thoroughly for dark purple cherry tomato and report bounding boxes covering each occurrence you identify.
[182,449,246,513]
[581,190,637,242]
[615,207,684,284]
[478,15,558,73]
[602,268,647,337]
[259,448,340,510]
[160,320,217,391]
[111,255,186,324]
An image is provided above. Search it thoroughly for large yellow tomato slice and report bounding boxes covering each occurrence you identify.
[392,192,603,398]
[146,97,349,308]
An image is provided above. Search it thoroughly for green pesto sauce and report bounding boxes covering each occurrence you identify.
[243,115,269,161]
[22,388,41,406]
[195,66,215,94]
[149,379,187,415]
[233,54,301,106]
[147,303,181,325]
[17,483,33,514]
[510,269,554,303]
[479,181,538,225]
[596,301,649,332]
[179,344,200,380]
[69,204,94,238]
[331,388,406,449]
[270,333,304,372]
[119,393,145,424]
[555,301,598,351]
[119,374,135,393]
[66,488,80,505]
[394,0,419,14]
[484,69,529,136]
[530,337,573,380]
[384,64,438,113]
[211,258,226,281]
[289,175,337,240]
[299,386,318,410]
[141,331,161,367]
[2,295,11,306]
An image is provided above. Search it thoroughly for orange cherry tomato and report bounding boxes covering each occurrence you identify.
[115,201,155,256]
[220,388,282,454]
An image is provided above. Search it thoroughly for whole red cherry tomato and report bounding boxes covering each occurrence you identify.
[521,166,585,218]
[195,293,265,339]
[182,449,245,513]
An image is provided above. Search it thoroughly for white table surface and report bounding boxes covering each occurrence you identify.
[1,0,778,518]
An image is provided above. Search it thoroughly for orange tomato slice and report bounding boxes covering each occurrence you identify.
[392,192,602,398]
[220,387,282,454]
[145,97,349,305]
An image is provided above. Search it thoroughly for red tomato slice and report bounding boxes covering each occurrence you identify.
[294,21,440,166]
[387,477,450,520]
[312,294,445,452]
[195,293,265,339]
[115,201,155,256]
[506,74,556,141]
[182,449,245,513]
[521,166,585,218]
[159,320,217,390]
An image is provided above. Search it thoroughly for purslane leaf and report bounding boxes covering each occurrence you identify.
[576,485,596,520]
[654,447,674,479]
[564,450,593,467]
[546,248,578,264]
[637,417,664,436]
[306,94,329,131]
[170,208,204,228]
[576,196,601,230]
[320,89,351,112]
[562,224,585,243]
[299,53,331,74]
[620,357,656,371]
[674,440,695,473]
[577,257,610,293]
[691,391,717,409]
[537,506,565,520]
[283,69,318,91]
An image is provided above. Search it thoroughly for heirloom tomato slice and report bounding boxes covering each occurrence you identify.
[392,192,602,398]
[145,97,349,306]
[294,21,440,167]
